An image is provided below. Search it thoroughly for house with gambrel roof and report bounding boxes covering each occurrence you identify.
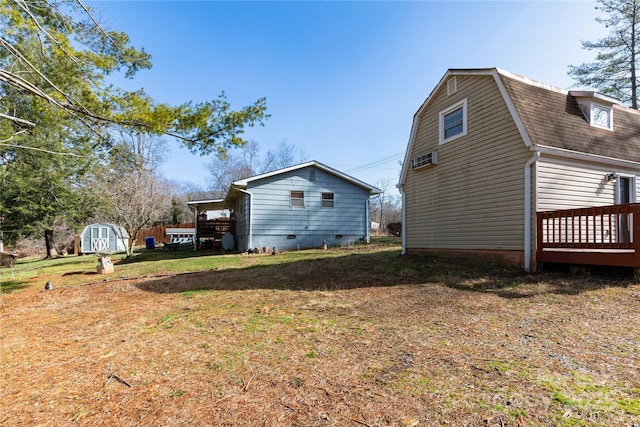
[398,67,640,273]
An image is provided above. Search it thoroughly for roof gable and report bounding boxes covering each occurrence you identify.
[231,161,381,195]
[400,67,640,186]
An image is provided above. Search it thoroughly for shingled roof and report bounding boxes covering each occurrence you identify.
[497,70,640,163]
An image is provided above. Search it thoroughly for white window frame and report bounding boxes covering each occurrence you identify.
[439,98,467,145]
[590,102,613,130]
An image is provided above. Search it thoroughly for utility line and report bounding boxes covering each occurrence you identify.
[345,152,405,174]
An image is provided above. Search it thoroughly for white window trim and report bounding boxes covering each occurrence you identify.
[439,98,468,145]
[590,102,613,130]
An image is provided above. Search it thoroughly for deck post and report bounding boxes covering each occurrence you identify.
[633,204,640,276]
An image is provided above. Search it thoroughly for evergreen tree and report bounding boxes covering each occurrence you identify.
[0,0,268,255]
[569,0,640,108]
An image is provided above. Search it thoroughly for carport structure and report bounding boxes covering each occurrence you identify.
[187,199,235,250]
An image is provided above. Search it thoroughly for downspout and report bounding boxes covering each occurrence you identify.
[399,186,407,255]
[365,198,371,243]
[524,152,540,272]
[237,188,253,250]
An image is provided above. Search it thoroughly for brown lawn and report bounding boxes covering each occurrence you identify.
[1,244,640,426]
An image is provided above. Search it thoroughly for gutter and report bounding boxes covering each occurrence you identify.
[524,152,540,272]
[365,198,371,243]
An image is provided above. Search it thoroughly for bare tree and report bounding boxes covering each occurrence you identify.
[95,169,172,256]
[206,155,252,199]
[261,140,308,172]
[90,131,172,256]
[206,140,307,197]
[372,177,394,230]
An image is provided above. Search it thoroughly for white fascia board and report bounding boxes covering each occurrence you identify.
[399,68,464,186]
[569,91,620,105]
[187,199,227,212]
[232,161,317,187]
[233,160,381,194]
[399,113,421,186]
[491,69,533,147]
[532,145,640,169]
[400,68,513,186]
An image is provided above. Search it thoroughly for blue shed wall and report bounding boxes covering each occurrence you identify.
[236,166,371,251]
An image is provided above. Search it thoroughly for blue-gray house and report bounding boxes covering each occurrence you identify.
[225,161,380,252]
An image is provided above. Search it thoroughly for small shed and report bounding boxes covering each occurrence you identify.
[80,222,129,254]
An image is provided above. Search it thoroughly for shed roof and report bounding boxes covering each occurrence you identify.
[187,199,227,212]
[83,222,129,238]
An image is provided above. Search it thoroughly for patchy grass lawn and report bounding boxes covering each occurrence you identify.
[1,239,640,426]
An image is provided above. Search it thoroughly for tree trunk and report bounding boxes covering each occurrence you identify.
[44,229,59,259]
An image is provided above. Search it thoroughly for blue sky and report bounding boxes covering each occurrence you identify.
[90,0,605,197]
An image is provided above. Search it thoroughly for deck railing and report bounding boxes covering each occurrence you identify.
[536,203,640,267]
[196,218,235,238]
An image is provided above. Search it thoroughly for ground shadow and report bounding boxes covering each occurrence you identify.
[0,278,30,293]
[62,271,98,276]
[115,248,229,266]
[133,250,638,298]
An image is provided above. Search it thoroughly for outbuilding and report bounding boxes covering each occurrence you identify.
[80,222,129,254]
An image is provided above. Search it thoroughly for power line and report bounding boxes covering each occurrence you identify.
[343,152,405,175]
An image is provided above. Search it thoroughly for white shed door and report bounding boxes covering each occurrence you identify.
[91,226,109,252]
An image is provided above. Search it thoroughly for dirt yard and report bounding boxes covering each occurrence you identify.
[1,246,640,426]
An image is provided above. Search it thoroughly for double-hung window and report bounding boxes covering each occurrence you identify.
[321,192,334,208]
[439,98,467,144]
[290,191,304,207]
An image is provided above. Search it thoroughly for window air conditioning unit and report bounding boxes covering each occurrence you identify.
[411,151,438,170]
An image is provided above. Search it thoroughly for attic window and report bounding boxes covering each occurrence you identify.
[439,98,467,144]
[570,91,617,131]
[591,103,612,130]
[447,77,457,96]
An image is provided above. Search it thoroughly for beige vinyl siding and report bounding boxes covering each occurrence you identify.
[405,74,531,250]
[537,157,629,212]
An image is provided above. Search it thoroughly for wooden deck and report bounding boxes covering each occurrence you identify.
[536,203,640,268]
[197,218,235,237]
[195,218,235,250]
